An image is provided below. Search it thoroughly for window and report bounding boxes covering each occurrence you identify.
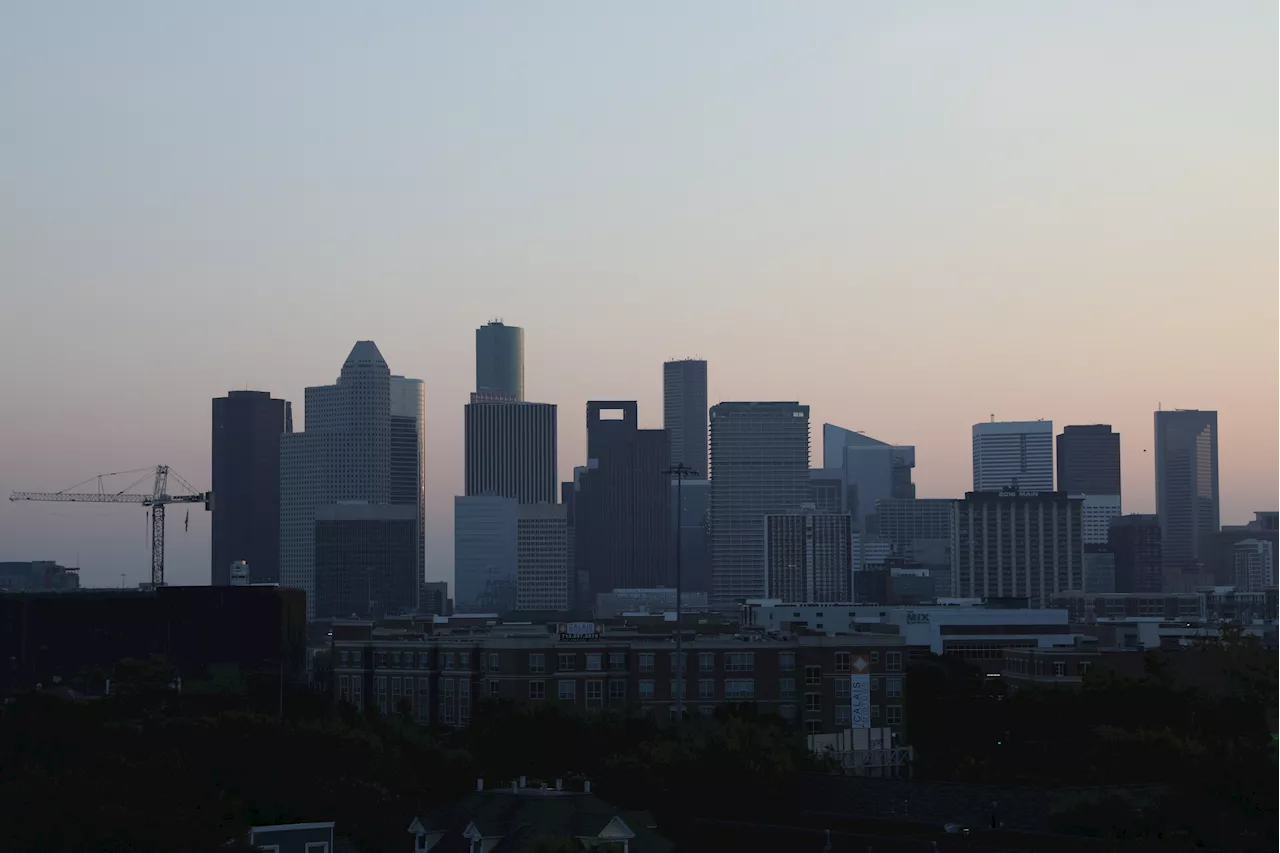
[487,653,500,673]
[458,652,471,670]
[528,680,545,700]
[376,676,388,714]
[639,680,655,699]
[1053,661,1066,677]
[669,680,686,699]
[392,651,402,667]
[392,676,402,700]
[608,652,627,671]
[416,678,430,722]
[699,679,715,700]
[558,653,575,672]
[779,677,796,699]
[338,674,350,702]
[886,651,902,672]
[585,653,602,672]
[805,721,822,736]
[340,650,349,665]
[669,652,687,674]
[375,652,387,668]
[887,705,903,725]
[458,679,470,724]
[724,679,754,699]
[886,677,902,699]
[804,693,822,713]
[529,653,546,674]
[778,652,795,671]
[586,680,603,705]
[835,679,850,699]
[870,677,881,691]
[835,652,851,673]
[489,679,500,698]
[699,652,715,672]
[418,652,430,668]
[724,652,754,672]
[439,678,455,725]
[1079,661,1092,676]
[835,706,851,727]
[804,665,822,686]
[870,651,880,665]
[442,652,455,671]
[638,653,655,673]
[780,704,797,720]
[609,680,626,701]
[305,843,330,853]
[870,704,880,721]
[558,679,576,702]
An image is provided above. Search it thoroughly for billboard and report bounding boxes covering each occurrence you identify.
[850,653,871,729]
[556,621,601,641]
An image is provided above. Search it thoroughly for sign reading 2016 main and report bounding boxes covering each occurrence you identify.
[849,655,871,729]
[557,622,601,642]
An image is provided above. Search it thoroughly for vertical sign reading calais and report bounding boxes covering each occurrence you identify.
[849,654,871,729]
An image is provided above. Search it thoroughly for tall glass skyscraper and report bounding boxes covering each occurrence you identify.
[663,358,708,476]
[390,376,426,591]
[1155,409,1219,573]
[1056,424,1122,545]
[972,420,1054,492]
[475,320,524,401]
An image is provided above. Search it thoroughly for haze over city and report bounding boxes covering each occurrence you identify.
[1,1,1275,589]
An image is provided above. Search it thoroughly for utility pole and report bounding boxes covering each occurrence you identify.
[663,462,698,722]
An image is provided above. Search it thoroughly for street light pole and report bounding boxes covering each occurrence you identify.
[663,462,698,722]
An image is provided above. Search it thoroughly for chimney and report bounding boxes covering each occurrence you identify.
[476,778,484,792]
[555,778,563,791]
[584,780,592,794]
[519,775,526,788]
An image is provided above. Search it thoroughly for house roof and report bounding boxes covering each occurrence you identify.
[410,791,672,853]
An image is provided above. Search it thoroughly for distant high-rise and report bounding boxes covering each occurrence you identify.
[709,402,811,609]
[1057,424,1122,545]
[952,490,1084,605]
[453,495,518,614]
[475,320,524,401]
[663,359,708,476]
[1109,514,1163,594]
[1154,409,1220,573]
[575,401,669,597]
[670,478,711,594]
[280,341,391,620]
[463,400,557,503]
[1231,539,1275,592]
[212,390,292,586]
[516,503,570,612]
[390,376,426,595]
[972,420,1054,492]
[824,424,915,530]
[314,503,418,620]
[764,506,852,603]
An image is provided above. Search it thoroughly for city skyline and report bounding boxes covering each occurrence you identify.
[1,3,1275,589]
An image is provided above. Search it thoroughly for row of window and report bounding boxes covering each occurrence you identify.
[346,648,905,674]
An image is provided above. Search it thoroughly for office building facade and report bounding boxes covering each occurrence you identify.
[314,503,418,620]
[574,402,669,597]
[663,358,708,477]
[709,402,811,609]
[952,489,1084,606]
[764,508,853,603]
[823,424,915,530]
[1232,539,1275,593]
[475,320,524,401]
[972,420,1054,492]
[1108,514,1163,594]
[212,390,293,586]
[463,401,558,504]
[280,341,391,619]
[516,503,570,612]
[1056,424,1122,545]
[1154,409,1220,573]
[670,478,710,594]
[453,495,519,614]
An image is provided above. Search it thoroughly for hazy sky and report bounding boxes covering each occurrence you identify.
[1,2,1276,589]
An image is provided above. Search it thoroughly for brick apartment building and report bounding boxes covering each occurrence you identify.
[332,620,909,737]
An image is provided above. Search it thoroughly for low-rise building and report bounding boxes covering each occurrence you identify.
[331,617,910,736]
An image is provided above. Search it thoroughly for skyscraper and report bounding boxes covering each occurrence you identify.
[463,400,558,503]
[211,390,292,585]
[1109,514,1163,594]
[453,495,518,614]
[475,320,524,401]
[823,424,915,530]
[972,420,1054,492]
[663,359,708,476]
[1154,409,1220,573]
[1056,424,1121,546]
[390,376,426,594]
[574,401,669,597]
[708,402,811,610]
[764,506,852,603]
[516,503,570,612]
[280,341,391,620]
[314,503,418,620]
[952,489,1084,605]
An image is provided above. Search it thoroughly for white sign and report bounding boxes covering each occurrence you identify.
[850,674,871,729]
[557,621,600,641]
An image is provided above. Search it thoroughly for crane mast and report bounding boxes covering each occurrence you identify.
[10,464,212,587]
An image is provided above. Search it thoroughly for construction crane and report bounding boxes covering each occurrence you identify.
[10,465,212,587]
